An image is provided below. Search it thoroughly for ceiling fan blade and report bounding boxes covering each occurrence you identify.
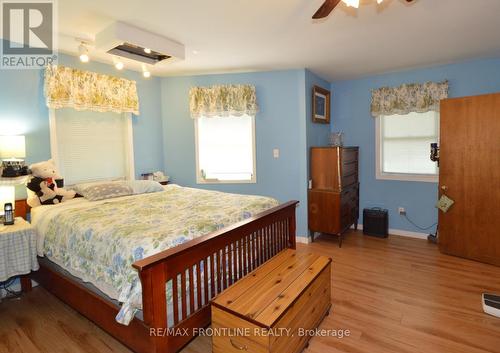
[312,0,342,19]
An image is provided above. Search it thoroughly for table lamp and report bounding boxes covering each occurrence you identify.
[0,135,27,177]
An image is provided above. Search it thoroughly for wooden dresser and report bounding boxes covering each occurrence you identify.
[308,146,359,246]
[212,249,331,353]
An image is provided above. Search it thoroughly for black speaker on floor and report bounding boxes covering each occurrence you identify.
[363,208,388,238]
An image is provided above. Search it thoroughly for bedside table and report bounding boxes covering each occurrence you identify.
[0,217,39,292]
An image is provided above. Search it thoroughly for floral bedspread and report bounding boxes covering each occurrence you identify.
[33,185,279,325]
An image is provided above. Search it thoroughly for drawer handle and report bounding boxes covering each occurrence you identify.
[230,339,248,351]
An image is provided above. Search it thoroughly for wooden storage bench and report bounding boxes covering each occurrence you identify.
[212,249,332,353]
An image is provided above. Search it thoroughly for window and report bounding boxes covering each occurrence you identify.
[376,111,439,182]
[49,108,135,185]
[195,115,256,183]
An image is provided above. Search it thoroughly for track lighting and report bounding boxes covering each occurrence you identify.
[141,64,151,78]
[78,42,89,63]
[342,0,360,8]
[342,0,384,8]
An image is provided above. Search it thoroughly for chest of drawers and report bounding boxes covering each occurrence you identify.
[308,147,359,247]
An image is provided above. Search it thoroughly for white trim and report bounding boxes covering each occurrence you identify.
[194,115,257,184]
[49,109,59,170]
[351,224,428,240]
[376,171,439,183]
[124,113,136,180]
[375,114,439,183]
[296,236,310,244]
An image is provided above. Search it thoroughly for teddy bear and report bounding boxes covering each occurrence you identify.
[26,159,76,207]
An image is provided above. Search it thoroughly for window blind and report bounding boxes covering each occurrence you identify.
[196,115,255,182]
[380,111,439,175]
[54,109,130,185]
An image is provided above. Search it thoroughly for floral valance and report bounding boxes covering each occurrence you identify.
[189,85,258,118]
[370,80,448,117]
[44,65,140,115]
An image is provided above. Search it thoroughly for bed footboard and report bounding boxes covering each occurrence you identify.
[133,200,298,353]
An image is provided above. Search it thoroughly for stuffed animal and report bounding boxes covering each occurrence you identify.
[26,159,76,207]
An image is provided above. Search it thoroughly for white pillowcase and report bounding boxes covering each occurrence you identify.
[126,180,164,194]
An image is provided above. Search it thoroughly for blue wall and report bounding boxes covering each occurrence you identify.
[3,42,499,238]
[0,46,164,198]
[305,69,331,176]
[161,70,311,236]
[331,57,500,233]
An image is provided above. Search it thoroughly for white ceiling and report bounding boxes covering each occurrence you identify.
[56,0,500,81]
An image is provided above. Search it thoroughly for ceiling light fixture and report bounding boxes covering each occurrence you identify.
[78,42,89,63]
[342,0,384,8]
[115,61,124,70]
[342,0,360,7]
[144,48,152,54]
[142,64,151,78]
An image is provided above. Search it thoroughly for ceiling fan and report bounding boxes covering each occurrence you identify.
[313,0,415,19]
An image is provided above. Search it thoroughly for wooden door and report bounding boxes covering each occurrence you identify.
[439,93,500,266]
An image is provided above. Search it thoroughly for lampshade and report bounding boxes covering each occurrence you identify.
[0,135,26,159]
[0,186,15,216]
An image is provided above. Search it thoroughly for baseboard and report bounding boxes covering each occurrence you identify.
[351,224,428,240]
[296,236,310,244]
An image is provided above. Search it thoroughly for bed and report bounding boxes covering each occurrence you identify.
[29,184,298,353]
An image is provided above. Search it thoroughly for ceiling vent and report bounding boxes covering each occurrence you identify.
[95,22,185,65]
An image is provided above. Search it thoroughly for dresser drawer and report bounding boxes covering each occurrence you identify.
[341,172,358,189]
[342,185,359,204]
[341,148,358,164]
[342,161,358,176]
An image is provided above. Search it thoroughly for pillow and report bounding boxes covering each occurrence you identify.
[70,180,122,195]
[126,180,164,195]
[79,182,133,201]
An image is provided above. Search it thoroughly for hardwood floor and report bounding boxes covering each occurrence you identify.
[1,231,500,353]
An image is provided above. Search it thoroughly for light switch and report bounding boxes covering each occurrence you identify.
[273,148,280,159]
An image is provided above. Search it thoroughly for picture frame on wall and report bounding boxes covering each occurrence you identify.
[312,85,331,124]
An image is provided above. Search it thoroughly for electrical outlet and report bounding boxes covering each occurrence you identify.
[273,148,280,159]
[398,207,406,216]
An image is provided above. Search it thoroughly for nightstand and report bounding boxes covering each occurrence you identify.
[0,217,39,293]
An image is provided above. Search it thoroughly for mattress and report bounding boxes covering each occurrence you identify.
[31,184,279,325]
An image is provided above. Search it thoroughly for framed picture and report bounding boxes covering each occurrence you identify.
[312,85,331,124]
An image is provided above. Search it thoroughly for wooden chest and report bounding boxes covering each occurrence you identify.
[212,249,331,353]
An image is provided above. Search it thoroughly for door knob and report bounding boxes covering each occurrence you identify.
[441,185,448,191]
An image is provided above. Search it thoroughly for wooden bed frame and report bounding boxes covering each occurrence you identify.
[32,200,299,353]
